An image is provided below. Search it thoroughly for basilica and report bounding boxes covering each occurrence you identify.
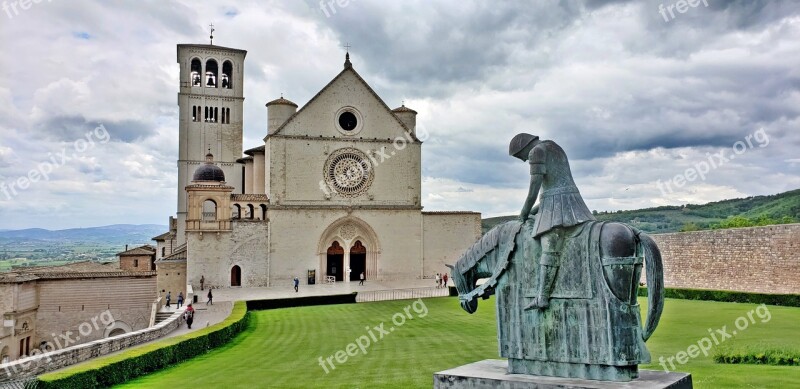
[153,43,481,294]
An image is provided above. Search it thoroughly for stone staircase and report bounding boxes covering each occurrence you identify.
[155,311,174,324]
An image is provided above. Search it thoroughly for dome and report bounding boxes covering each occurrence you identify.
[193,153,226,182]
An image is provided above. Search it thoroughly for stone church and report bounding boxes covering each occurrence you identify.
[154,42,481,293]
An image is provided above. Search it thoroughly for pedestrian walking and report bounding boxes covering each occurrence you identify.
[293,276,299,292]
[435,273,441,288]
[200,275,205,291]
[185,304,195,329]
[166,291,171,308]
[177,292,184,309]
[206,288,213,305]
[443,273,449,288]
[359,272,365,286]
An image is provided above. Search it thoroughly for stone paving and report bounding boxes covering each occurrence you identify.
[202,277,451,303]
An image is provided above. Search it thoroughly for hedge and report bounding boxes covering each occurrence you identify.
[35,301,250,389]
[714,347,800,366]
[637,287,800,307]
[246,293,356,311]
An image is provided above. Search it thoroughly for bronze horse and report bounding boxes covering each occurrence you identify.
[449,218,665,381]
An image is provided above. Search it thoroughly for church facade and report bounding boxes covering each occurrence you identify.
[156,43,481,291]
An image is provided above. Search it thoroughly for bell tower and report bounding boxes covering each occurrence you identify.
[175,41,247,244]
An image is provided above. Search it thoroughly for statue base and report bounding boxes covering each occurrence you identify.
[434,360,692,389]
[508,358,637,381]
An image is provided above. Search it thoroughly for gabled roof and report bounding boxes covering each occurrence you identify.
[236,155,254,164]
[158,244,187,262]
[117,245,156,256]
[152,231,174,241]
[266,63,418,141]
[244,145,265,155]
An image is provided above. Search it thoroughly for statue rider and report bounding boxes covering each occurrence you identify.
[509,134,596,310]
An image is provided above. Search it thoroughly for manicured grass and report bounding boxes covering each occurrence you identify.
[117,297,800,388]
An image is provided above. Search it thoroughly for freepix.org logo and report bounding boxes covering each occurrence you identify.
[0,124,110,201]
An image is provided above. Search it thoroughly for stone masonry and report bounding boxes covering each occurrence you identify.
[650,223,800,294]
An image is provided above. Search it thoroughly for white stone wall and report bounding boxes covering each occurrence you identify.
[267,137,421,207]
[266,68,421,207]
[267,208,423,283]
[422,213,483,277]
[187,221,269,289]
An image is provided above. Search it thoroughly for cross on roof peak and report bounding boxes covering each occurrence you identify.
[209,23,215,45]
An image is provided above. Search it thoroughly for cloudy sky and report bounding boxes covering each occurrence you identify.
[0,0,798,230]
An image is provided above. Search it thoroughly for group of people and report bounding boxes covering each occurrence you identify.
[164,291,186,308]
[434,273,449,288]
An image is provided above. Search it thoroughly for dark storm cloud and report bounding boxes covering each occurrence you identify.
[317,1,582,92]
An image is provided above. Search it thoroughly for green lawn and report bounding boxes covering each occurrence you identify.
[117,297,800,388]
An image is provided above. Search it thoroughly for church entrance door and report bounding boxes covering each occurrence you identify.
[350,241,366,281]
[231,265,241,287]
[327,241,344,282]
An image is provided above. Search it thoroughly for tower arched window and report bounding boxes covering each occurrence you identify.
[205,59,218,88]
[214,107,218,123]
[221,107,226,124]
[222,61,233,89]
[190,58,202,87]
[192,106,197,122]
[226,108,231,124]
[202,199,217,221]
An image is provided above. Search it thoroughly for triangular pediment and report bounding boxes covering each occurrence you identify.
[266,66,417,141]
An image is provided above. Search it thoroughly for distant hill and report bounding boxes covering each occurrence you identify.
[0,224,167,245]
[482,189,800,234]
[0,224,168,266]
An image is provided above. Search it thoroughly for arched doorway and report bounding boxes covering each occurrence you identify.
[350,241,366,281]
[326,241,344,281]
[231,265,241,287]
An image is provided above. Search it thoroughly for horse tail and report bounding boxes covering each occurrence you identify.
[636,231,665,341]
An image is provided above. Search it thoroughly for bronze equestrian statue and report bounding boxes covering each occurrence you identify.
[450,134,665,382]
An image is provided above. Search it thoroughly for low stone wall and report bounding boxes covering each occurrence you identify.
[0,310,184,383]
[649,224,800,294]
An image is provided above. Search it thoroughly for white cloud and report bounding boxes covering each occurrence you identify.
[0,0,798,229]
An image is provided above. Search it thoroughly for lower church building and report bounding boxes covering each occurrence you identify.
[155,43,481,293]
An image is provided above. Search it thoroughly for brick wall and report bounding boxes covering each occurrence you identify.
[649,224,800,294]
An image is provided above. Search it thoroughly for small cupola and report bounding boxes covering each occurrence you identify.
[392,104,418,135]
[266,95,298,133]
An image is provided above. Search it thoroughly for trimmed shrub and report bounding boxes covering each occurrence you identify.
[36,301,249,389]
[246,293,357,311]
[714,347,800,366]
[637,287,800,307]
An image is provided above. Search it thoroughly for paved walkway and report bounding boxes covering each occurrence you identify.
[202,278,451,303]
